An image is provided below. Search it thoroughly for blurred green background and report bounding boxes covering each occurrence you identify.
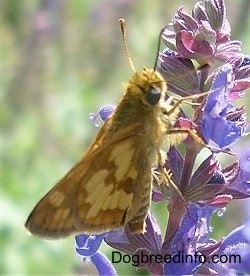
[1,0,249,275]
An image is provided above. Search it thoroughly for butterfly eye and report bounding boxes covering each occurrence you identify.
[146,86,161,105]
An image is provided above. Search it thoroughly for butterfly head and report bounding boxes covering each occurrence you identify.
[126,68,167,107]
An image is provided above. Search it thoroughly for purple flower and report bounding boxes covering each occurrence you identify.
[89,104,116,127]
[207,222,250,274]
[161,0,242,65]
[164,204,216,275]
[200,63,247,149]
[158,2,250,98]
[75,233,117,275]
[75,233,105,256]
[229,144,250,195]
[229,55,250,100]
[164,204,250,275]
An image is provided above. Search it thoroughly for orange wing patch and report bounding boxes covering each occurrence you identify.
[75,139,138,232]
[25,127,141,237]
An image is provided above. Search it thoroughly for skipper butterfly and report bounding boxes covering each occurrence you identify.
[25,19,206,239]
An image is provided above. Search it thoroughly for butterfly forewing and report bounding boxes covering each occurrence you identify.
[25,121,153,238]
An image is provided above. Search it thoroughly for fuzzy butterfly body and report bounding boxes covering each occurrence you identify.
[25,68,184,239]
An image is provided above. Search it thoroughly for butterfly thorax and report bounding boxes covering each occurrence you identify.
[105,68,172,162]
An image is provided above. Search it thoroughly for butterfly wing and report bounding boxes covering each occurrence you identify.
[25,123,151,238]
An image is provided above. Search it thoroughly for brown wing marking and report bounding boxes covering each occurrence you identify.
[25,123,142,238]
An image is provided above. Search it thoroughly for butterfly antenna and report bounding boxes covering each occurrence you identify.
[119,19,136,73]
[153,26,164,71]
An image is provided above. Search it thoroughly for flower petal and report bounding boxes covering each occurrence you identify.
[75,234,105,257]
[91,251,117,276]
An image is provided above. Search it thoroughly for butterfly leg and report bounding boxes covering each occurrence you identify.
[154,151,186,203]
